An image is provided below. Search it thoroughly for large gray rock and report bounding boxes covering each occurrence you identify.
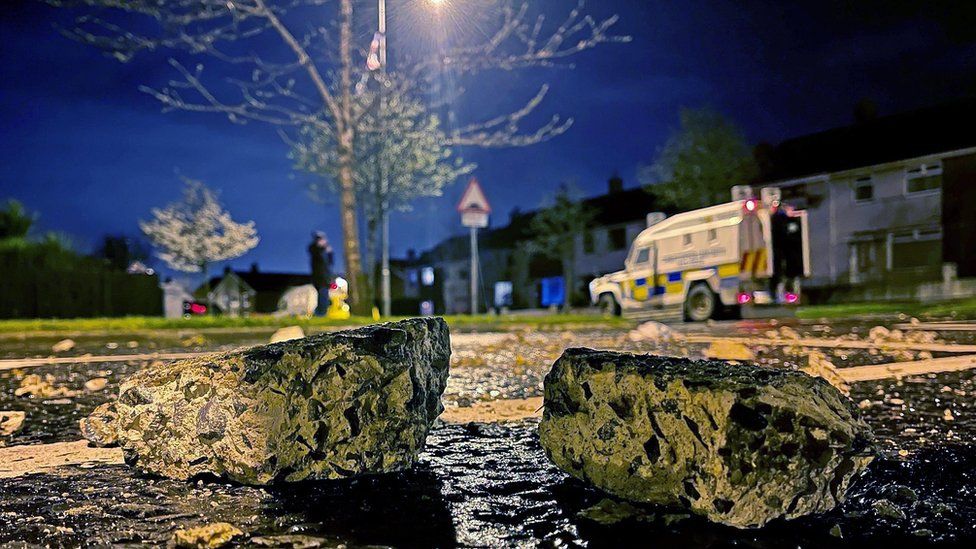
[84,318,450,485]
[539,348,874,528]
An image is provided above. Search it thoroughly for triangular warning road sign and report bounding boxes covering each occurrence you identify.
[456,178,491,214]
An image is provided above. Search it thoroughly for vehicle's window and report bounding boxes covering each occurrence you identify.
[633,247,650,264]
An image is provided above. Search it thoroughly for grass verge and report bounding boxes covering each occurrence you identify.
[0,313,632,335]
[797,298,976,320]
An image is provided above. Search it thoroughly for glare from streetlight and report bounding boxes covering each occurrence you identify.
[427,0,447,7]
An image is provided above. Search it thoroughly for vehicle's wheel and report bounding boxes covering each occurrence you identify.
[598,293,621,317]
[684,283,716,322]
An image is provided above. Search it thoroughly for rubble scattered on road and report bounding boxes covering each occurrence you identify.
[51,339,76,353]
[172,522,243,549]
[627,321,680,343]
[703,340,755,361]
[540,348,875,528]
[268,325,305,343]
[83,377,108,392]
[14,374,78,398]
[0,411,25,436]
[180,334,208,348]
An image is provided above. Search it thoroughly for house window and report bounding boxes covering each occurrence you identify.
[906,163,942,194]
[854,177,874,202]
[583,230,596,254]
[892,229,942,269]
[609,227,627,251]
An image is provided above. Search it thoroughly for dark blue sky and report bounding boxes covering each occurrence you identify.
[2,0,975,276]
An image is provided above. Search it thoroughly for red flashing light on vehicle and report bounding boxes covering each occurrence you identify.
[784,292,799,304]
[190,303,207,315]
[736,292,752,305]
[743,199,758,213]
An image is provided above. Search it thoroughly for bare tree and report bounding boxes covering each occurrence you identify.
[292,76,475,294]
[44,0,629,313]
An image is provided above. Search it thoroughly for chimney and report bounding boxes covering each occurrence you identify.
[608,173,624,194]
[250,262,259,274]
[407,249,417,261]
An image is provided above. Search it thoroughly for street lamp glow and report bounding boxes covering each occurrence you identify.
[427,0,447,6]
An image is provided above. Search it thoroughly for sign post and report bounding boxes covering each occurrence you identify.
[457,178,491,315]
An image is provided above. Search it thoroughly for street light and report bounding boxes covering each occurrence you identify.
[376,0,447,318]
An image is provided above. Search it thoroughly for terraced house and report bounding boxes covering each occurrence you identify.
[761,99,976,301]
[398,177,668,314]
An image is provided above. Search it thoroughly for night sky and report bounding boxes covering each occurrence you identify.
[2,0,975,277]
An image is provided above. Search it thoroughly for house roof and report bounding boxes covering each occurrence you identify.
[761,97,976,182]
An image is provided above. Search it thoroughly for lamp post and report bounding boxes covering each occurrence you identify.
[378,0,391,318]
[376,0,446,318]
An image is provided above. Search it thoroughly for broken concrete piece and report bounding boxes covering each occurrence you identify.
[84,377,109,392]
[85,318,450,484]
[80,402,118,447]
[539,348,874,528]
[172,522,243,548]
[703,340,755,361]
[269,325,305,344]
[627,321,678,343]
[0,411,26,436]
[52,338,76,353]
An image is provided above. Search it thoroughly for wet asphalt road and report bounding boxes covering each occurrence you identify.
[1,318,975,546]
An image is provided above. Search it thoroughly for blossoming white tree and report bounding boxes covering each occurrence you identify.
[140,180,259,297]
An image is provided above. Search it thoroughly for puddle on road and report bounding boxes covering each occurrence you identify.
[1,421,975,547]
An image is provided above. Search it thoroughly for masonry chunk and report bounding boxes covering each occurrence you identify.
[84,318,450,485]
[539,348,874,528]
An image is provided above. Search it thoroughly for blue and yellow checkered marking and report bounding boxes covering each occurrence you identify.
[627,263,742,300]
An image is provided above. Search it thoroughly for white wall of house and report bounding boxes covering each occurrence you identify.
[574,220,647,281]
[773,152,958,288]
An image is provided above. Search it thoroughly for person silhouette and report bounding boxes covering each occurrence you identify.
[309,231,334,316]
